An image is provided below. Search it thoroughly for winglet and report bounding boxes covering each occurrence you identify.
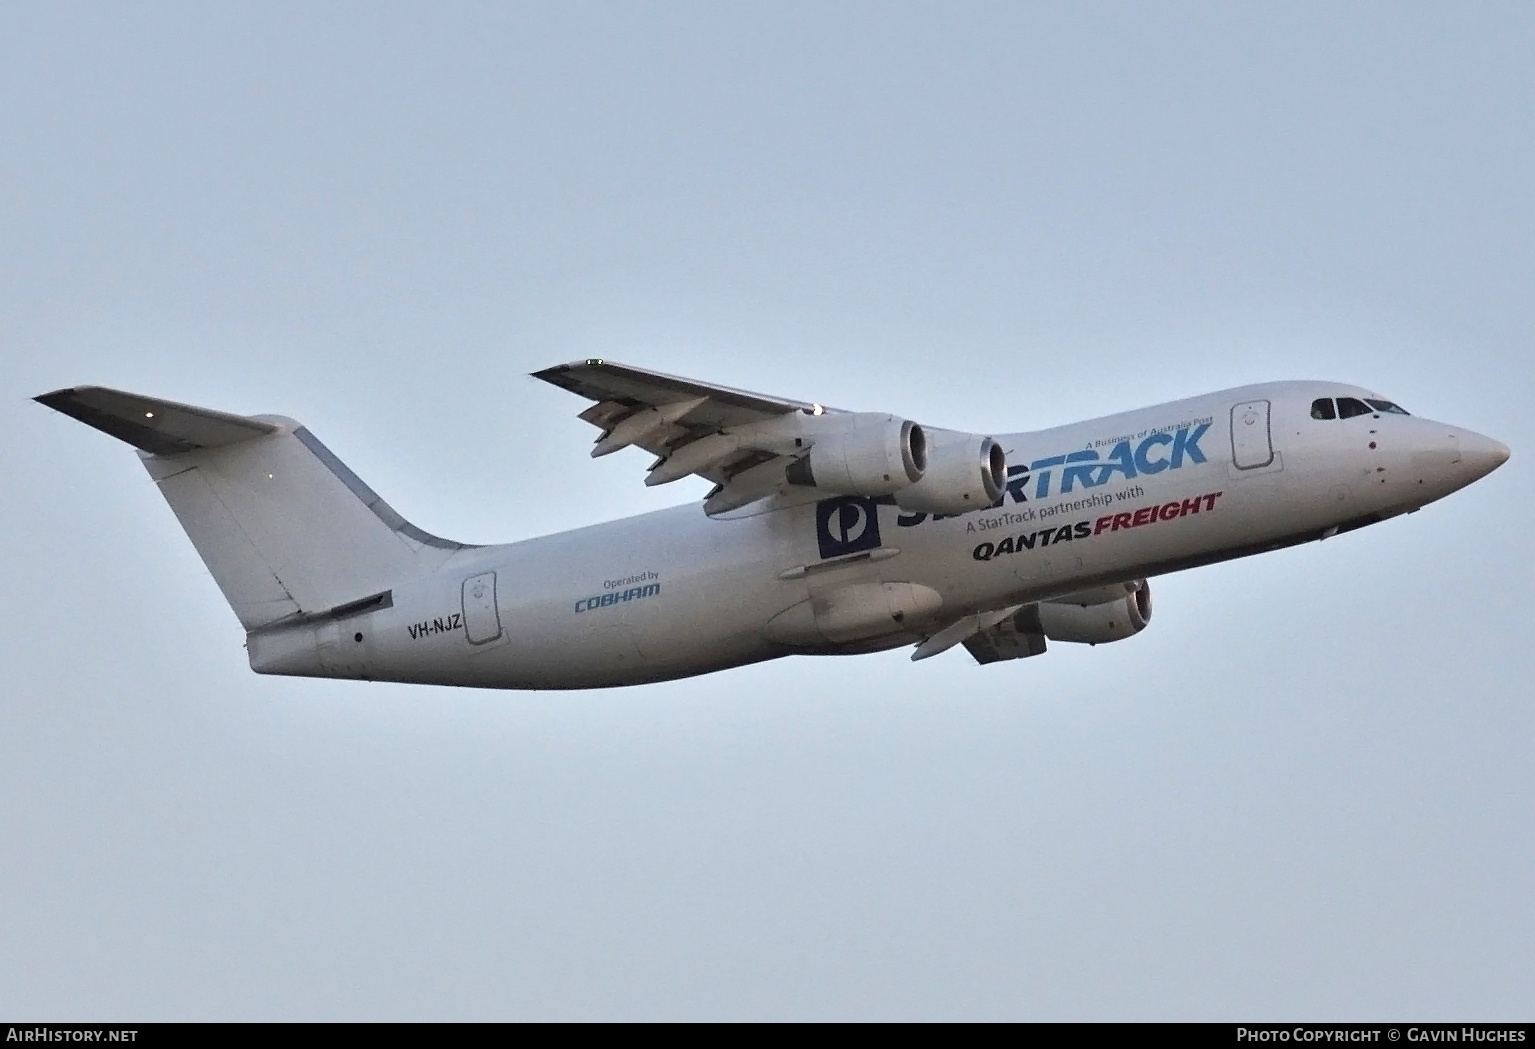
[34,386,279,455]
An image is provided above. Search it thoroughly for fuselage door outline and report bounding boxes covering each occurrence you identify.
[1230,400,1275,470]
[462,571,503,644]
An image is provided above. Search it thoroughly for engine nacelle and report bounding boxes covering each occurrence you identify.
[894,432,1006,515]
[787,414,926,496]
[1037,581,1152,645]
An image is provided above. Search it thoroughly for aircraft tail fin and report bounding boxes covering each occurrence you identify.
[36,386,472,630]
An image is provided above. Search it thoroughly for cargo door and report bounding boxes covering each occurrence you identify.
[1230,400,1274,470]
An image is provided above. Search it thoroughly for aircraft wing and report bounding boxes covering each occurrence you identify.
[532,359,838,512]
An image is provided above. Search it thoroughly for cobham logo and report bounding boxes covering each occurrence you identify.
[575,583,660,614]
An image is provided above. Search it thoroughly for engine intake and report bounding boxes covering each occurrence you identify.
[895,432,1006,515]
[1037,581,1152,645]
[787,414,925,496]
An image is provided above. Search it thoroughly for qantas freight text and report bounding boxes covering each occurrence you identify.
[973,492,1224,562]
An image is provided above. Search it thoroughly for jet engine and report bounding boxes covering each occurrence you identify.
[894,432,1006,515]
[1037,581,1153,645]
[786,414,926,496]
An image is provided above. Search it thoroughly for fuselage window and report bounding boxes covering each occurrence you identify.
[1310,398,1337,420]
[1337,397,1372,419]
[1365,399,1410,415]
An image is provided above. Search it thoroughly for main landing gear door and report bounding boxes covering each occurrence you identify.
[462,571,503,644]
[1230,400,1275,470]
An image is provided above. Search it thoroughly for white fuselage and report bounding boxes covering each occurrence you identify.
[247,381,1506,689]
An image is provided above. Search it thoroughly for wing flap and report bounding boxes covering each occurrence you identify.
[590,397,707,457]
[911,605,1022,661]
[963,606,1049,664]
[534,359,832,508]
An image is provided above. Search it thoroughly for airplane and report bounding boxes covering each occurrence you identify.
[35,360,1509,689]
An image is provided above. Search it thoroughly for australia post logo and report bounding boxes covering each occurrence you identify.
[813,421,1212,557]
[817,495,884,559]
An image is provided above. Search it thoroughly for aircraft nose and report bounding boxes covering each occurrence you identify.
[1455,428,1511,483]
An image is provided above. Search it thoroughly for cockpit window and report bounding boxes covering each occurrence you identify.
[1336,397,1372,419]
[1310,398,1337,420]
[1365,398,1410,415]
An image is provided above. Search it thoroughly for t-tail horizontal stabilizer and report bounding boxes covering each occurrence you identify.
[33,386,280,454]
